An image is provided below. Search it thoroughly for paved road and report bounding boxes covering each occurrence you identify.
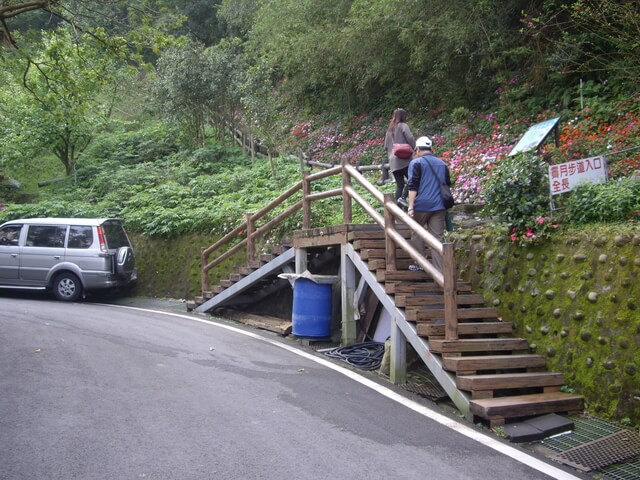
[0,296,587,480]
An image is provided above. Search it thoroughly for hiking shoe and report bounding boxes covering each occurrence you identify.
[397,197,409,209]
[408,264,423,271]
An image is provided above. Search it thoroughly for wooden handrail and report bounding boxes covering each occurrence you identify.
[200,162,458,338]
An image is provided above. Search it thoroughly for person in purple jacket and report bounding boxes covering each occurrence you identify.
[406,136,451,272]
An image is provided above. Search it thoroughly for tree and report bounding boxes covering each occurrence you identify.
[151,39,216,147]
[0,27,124,175]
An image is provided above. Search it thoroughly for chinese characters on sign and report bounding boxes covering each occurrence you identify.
[549,156,608,196]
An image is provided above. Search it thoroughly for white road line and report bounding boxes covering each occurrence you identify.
[103,304,585,480]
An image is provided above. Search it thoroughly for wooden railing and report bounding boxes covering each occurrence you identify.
[201,161,459,340]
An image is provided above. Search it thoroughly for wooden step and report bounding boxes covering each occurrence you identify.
[377,269,432,282]
[396,293,485,308]
[470,392,584,426]
[349,228,410,241]
[367,258,414,271]
[429,338,529,354]
[220,279,234,288]
[406,307,498,322]
[417,321,513,337]
[229,273,243,282]
[353,238,418,250]
[211,285,225,294]
[457,372,565,396]
[186,300,197,311]
[239,267,255,276]
[360,248,412,260]
[442,354,547,373]
[352,239,388,249]
[386,282,472,294]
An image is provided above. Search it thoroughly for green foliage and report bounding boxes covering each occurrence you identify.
[151,39,215,147]
[79,121,183,166]
[565,177,640,224]
[0,27,126,175]
[481,153,550,231]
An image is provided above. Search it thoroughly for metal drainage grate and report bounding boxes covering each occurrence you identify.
[402,381,449,402]
[542,416,623,452]
[551,430,640,472]
[602,459,640,480]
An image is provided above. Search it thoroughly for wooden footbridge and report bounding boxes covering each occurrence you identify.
[188,162,583,426]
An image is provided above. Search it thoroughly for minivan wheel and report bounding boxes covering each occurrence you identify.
[53,272,83,302]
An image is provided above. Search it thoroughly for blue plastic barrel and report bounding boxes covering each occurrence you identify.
[292,278,332,338]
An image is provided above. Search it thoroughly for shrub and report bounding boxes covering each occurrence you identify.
[564,176,640,224]
[481,152,551,241]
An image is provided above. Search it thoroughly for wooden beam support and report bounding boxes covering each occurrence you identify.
[340,244,357,345]
[390,316,407,385]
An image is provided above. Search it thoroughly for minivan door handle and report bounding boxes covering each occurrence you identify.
[53,255,61,260]
[11,253,17,258]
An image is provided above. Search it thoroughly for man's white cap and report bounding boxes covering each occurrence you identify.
[416,136,432,148]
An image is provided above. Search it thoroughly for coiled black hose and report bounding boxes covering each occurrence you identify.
[323,341,385,371]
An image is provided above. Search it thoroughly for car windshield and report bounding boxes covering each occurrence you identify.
[102,221,130,249]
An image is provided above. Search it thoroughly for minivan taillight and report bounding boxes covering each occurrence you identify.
[97,226,108,253]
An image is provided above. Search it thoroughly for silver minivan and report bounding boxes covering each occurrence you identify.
[0,218,136,301]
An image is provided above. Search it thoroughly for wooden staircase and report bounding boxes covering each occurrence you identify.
[349,227,584,427]
[189,161,583,427]
[191,225,583,426]
[188,243,296,323]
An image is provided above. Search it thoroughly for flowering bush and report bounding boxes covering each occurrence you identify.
[284,85,639,227]
[482,152,550,235]
[288,114,386,166]
[510,216,559,246]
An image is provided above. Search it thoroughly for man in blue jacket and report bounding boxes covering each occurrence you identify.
[406,136,451,272]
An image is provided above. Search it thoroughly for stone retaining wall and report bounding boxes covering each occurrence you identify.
[453,226,640,423]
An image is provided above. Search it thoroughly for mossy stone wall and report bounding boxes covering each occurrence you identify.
[128,233,245,299]
[453,227,640,423]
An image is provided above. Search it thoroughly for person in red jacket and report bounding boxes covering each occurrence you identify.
[407,136,451,272]
[384,108,416,208]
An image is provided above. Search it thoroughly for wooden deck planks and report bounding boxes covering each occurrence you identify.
[417,321,513,337]
[442,354,547,373]
[429,338,529,353]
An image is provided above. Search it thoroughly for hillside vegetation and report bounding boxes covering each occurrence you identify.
[0,0,639,241]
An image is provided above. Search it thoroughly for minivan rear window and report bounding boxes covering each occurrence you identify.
[101,221,130,249]
[26,225,67,248]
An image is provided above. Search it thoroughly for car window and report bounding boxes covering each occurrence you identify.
[0,225,22,246]
[25,225,67,248]
[102,221,130,249]
[67,225,93,249]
